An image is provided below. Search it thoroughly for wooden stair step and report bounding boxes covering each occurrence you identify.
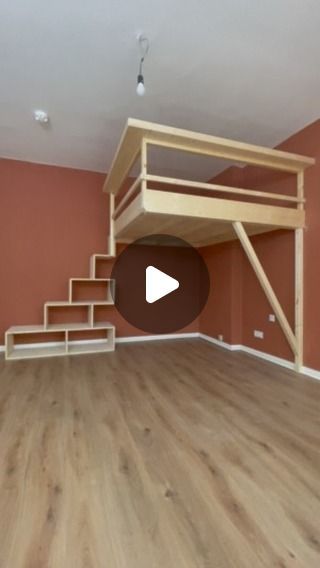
[5,247,117,360]
[89,253,114,278]
[68,277,115,302]
[45,300,114,306]
[7,324,46,333]
[7,322,114,333]
[70,278,114,282]
[91,254,114,260]
[47,322,114,331]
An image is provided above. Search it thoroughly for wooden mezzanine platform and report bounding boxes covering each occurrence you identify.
[103,118,313,247]
[103,118,315,370]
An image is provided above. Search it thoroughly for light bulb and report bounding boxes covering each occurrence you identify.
[136,82,145,96]
[136,74,145,96]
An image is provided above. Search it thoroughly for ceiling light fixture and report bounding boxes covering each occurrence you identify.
[136,34,149,96]
[33,110,49,124]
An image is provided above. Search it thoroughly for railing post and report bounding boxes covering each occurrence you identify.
[141,138,147,200]
[295,171,304,371]
[109,193,116,256]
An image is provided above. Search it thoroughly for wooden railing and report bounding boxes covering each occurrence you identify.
[113,172,305,221]
[113,175,142,219]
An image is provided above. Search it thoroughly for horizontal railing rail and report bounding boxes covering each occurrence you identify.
[145,174,304,205]
[113,171,305,222]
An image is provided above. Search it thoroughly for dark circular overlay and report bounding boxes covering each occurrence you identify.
[111,234,210,334]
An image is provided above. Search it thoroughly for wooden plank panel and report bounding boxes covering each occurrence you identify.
[194,224,278,248]
[115,209,229,243]
[143,189,304,229]
[114,176,142,219]
[146,174,304,204]
[114,192,145,237]
[116,214,177,241]
[114,206,279,247]
[176,219,229,243]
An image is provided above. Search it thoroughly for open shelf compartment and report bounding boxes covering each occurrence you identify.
[5,326,67,360]
[44,300,114,329]
[66,324,115,355]
[89,254,114,278]
[5,323,115,360]
[68,278,115,303]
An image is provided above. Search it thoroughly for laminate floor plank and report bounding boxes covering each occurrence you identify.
[0,339,319,567]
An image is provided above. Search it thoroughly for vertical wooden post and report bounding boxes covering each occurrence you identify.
[89,304,94,328]
[5,332,13,360]
[141,138,147,200]
[295,172,304,371]
[108,193,116,256]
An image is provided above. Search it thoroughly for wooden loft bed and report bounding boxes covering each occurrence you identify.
[103,118,315,372]
[103,118,313,247]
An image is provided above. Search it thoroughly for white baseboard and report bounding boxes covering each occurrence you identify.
[199,333,240,351]
[200,333,294,370]
[301,365,320,381]
[199,333,320,381]
[238,345,295,371]
[1,333,320,381]
[116,332,199,343]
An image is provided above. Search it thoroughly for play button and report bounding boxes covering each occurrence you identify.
[111,234,210,334]
[146,266,179,304]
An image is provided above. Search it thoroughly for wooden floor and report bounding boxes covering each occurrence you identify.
[0,340,320,567]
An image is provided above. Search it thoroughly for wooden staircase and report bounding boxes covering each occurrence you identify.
[5,252,116,360]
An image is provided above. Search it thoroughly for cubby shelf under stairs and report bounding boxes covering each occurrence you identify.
[5,253,116,360]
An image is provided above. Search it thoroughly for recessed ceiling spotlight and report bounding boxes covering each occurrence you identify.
[33,110,49,124]
[136,34,149,97]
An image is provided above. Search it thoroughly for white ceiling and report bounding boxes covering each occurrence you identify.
[1,0,320,180]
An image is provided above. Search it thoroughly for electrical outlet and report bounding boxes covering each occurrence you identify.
[254,330,264,339]
[269,314,276,322]
[218,334,223,342]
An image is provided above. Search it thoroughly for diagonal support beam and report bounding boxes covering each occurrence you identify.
[233,221,298,357]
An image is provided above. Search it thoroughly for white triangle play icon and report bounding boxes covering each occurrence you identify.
[146,265,179,304]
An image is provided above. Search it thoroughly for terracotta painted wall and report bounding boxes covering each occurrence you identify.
[200,119,320,371]
[199,166,243,345]
[0,158,198,345]
[1,119,319,367]
[200,241,242,345]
